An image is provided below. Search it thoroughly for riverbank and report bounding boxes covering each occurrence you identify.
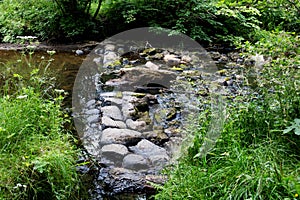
[0,41,100,53]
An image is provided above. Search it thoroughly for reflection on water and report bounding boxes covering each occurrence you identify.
[0,50,85,102]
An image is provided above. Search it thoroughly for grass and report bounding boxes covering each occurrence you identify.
[0,52,79,199]
[155,31,300,200]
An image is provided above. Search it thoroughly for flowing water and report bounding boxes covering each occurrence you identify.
[0,49,151,199]
[0,46,247,199]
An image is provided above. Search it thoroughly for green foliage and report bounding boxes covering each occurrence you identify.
[0,54,79,199]
[223,0,300,32]
[155,31,300,199]
[240,30,299,58]
[0,49,57,97]
[284,119,300,136]
[0,0,299,44]
[100,0,261,43]
[0,0,60,42]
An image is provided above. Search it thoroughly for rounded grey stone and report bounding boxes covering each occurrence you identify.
[100,128,142,145]
[102,116,126,129]
[130,139,168,157]
[86,114,99,124]
[101,106,123,120]
[122,154,149,170]
[101,144,129,166]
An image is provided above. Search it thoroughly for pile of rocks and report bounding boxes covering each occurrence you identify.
[73,40,250,198]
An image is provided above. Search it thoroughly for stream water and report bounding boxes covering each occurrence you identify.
[0,50,84,101]
[0,40,250,199]
[0,49,153,199]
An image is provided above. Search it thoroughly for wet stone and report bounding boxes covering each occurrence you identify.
[101,106,123,121]
[126,119,147,131]
[129,139,169,158]
[85,108,100,115]
[100,128,142,145]
[103,52,118,67]
[100,91,120,97]
[145,61,159,70]
[104,97,123,105]
[86,99,96,108]
[149,154,169,167]
[122,154,149,170]
[86,114,99,124]
[141,131,169,143]
[164,54,181,66]
[101,144,129,166]
[104,44,116,51]
[122,95,137,119]
[101,116,126,129]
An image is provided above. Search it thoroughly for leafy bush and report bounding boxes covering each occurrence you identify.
[223,0,300,32]
[100,0,262,43]
[0,0,60,42]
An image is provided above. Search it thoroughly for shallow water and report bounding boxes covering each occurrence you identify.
[0,50,84,90]
[0,50,152,199]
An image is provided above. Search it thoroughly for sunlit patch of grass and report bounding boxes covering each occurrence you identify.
[0,51,79,199]
[155,31,300,200]
[0,88,79,199]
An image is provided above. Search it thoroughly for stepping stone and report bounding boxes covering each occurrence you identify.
[101,144,129,166]
[102,116,126,129]
[129,139,169,158]
[122,154,149,170]
[100,128,142,145]
[101,106,123,120]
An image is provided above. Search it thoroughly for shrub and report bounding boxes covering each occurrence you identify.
[100,0,261,44]
[0,0,60,42]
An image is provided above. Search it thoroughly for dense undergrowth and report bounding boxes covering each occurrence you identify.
[155,30,300,200]
[0,0,299,199]
[0,0,299,44]
[0,52,79,199]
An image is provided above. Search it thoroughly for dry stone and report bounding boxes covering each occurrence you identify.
[101,144,129,166]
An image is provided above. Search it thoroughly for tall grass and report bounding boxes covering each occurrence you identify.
[155,31,300,200]
[0,52,79,199]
